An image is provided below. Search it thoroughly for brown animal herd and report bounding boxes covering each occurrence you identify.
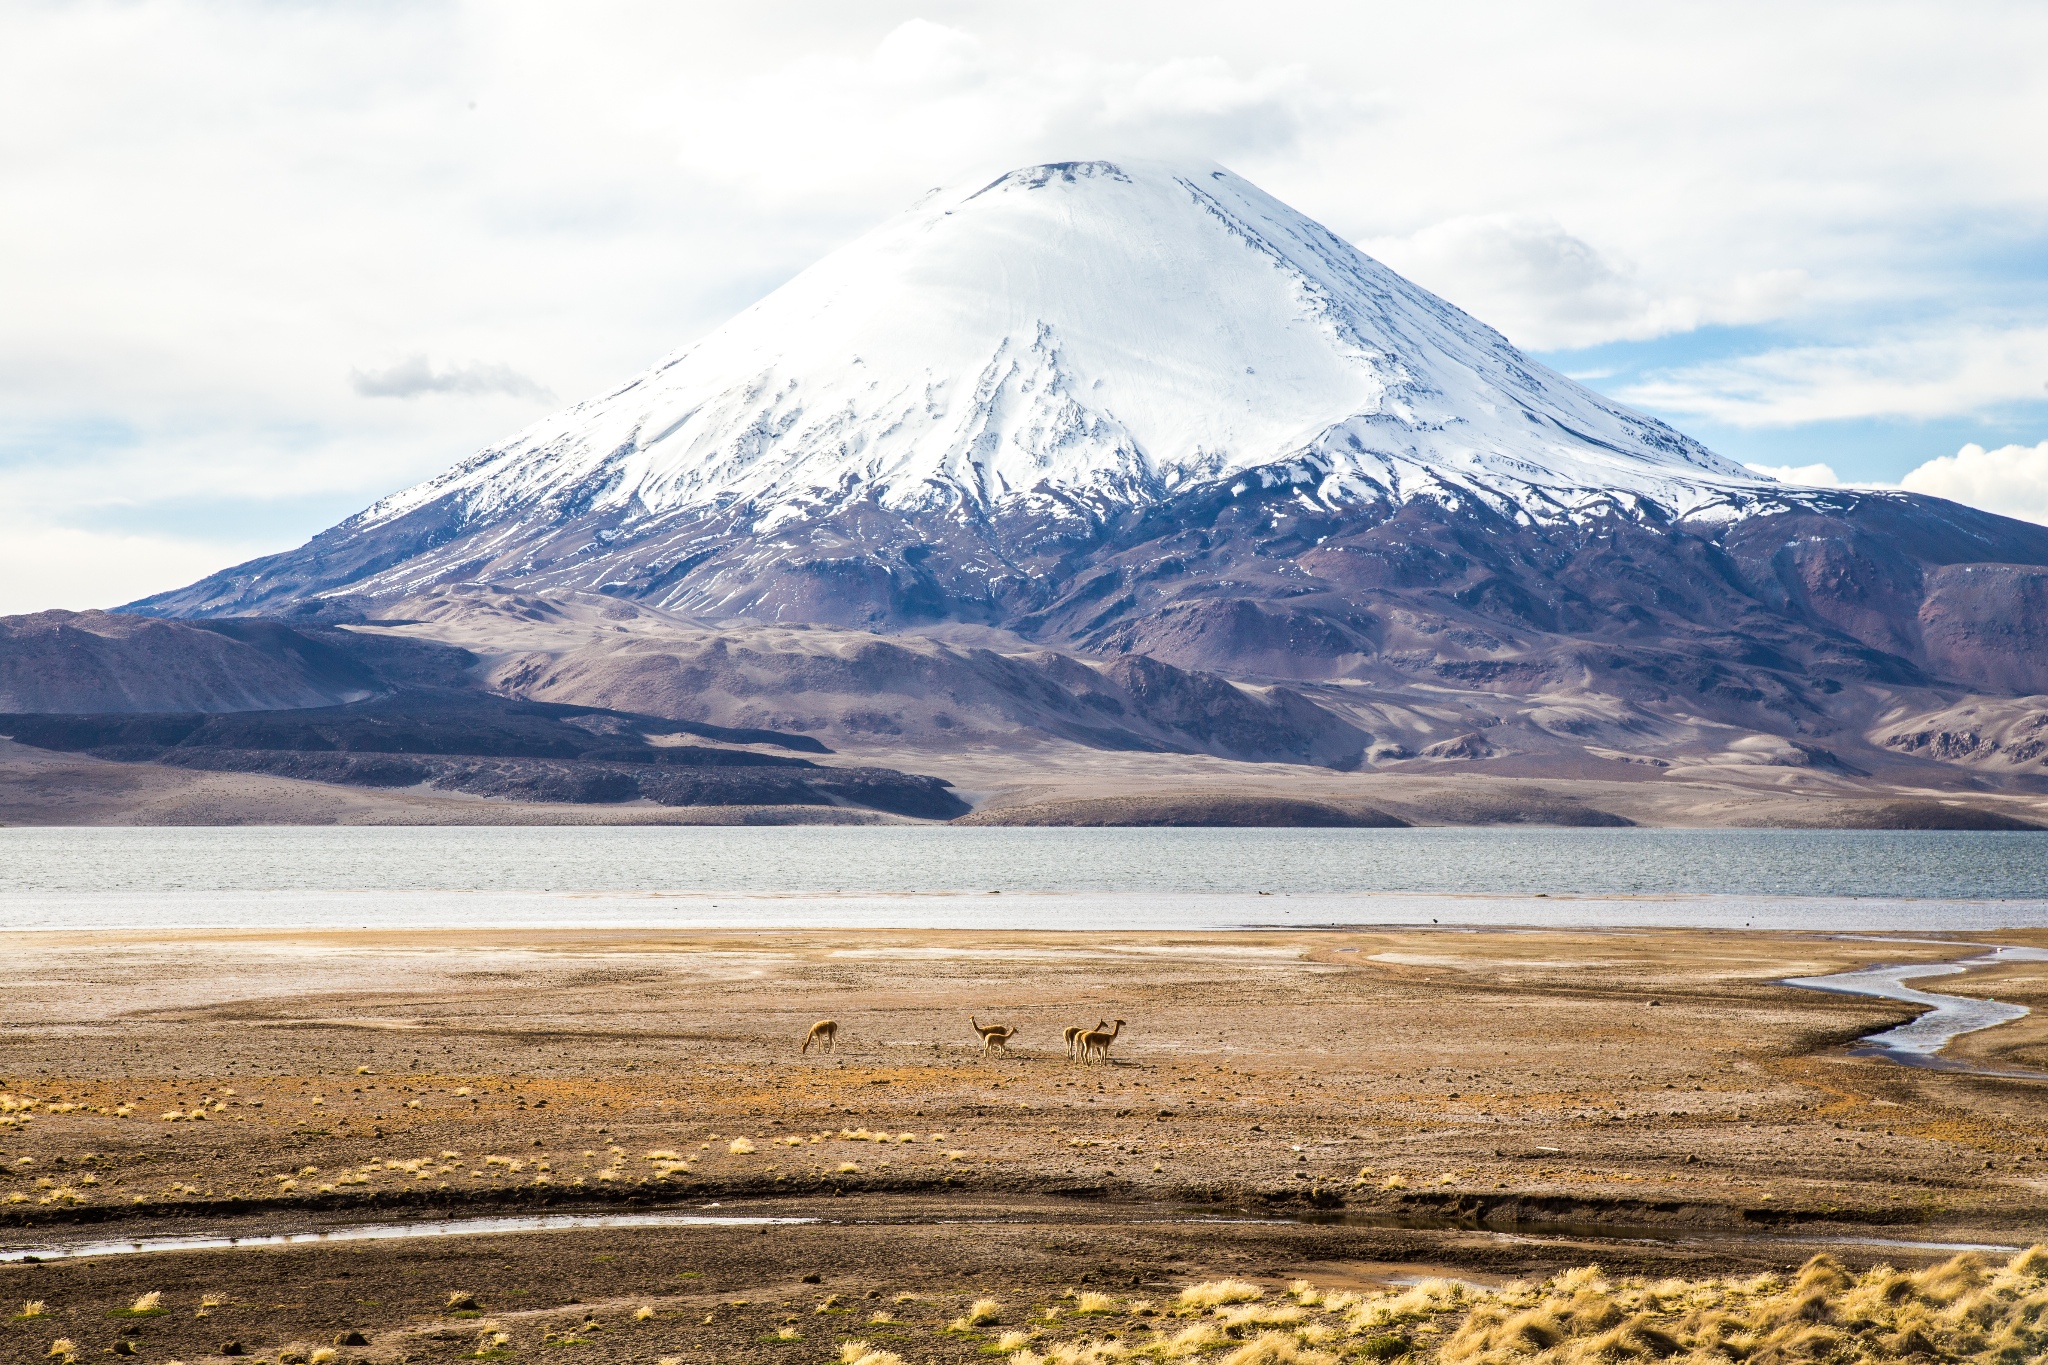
[801,1016,1127,1062]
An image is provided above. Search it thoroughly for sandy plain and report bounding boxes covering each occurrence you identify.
[5,927,2048,1364]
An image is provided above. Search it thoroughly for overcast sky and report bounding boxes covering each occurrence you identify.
[4,1,2046,614]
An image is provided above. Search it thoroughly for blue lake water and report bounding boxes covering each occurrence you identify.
[2,826,2045,931]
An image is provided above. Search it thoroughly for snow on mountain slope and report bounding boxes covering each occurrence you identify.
[358,158,1770,542]
[136,157,2048,710]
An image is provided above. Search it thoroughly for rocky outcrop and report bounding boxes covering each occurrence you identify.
[1871,696,2048,771]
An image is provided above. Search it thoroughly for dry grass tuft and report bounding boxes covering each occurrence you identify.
[728,1138,757,1155]
[838,1342,908,1365]
[950,1297,1003,1329]
[1217,1303,1304,1331]
[1074,1291,1117,1314]
[1179,1280,1264,1308]
[1217,1330,1336,1363]
[129,1292,162,1313]
[634,1305,655,1321]
[1008,1250,2048,1365]
[46,1341,77,1361]
[1156,1323,1221,1357]
[20,1301,46,1318]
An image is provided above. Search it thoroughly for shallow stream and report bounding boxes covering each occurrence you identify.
[0,1204,2025,1266]
[1785,944,2048,1078]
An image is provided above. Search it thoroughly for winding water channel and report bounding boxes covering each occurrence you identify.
[1785,944,2048,1077]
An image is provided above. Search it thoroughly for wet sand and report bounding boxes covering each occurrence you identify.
[5,926,2048,1361]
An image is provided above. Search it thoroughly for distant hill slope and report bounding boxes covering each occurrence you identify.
[0,610,473,713]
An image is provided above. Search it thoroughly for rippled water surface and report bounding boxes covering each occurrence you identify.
[3,826,2046,931]
[6,825,2048,896]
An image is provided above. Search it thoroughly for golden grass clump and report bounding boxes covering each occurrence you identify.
[46,1341,77,1361]
[634,1305,655,1321]
[1178,1280,1264,1309]
[989,1255,2044,1365]
[1215,1330,1337,1363]
[728,1138,757,1154]
[1216,1302,1305,1332]
[130,1292,163,1313]
[1074,1291,1117,1314]
[838,1342,908,1365]
[1429,1249,2048,1365]
[1154,1322,1222,1357]
[951,1297,1003,1329]
[21,1301,47,1318]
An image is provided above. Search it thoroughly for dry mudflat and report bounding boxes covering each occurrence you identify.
[6,927,2048,1363]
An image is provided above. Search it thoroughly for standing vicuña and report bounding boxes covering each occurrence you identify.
[801,1020,838,1054]
[1064,1020,1109,1061]
[969,1016,1018,1059]
[1077,1018,1124,1064]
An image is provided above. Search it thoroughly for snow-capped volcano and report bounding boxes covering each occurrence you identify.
[134,160,2048,713]
[360,158,1758,541]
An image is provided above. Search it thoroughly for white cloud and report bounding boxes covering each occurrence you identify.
[1621,327,2048,428]
[351,357,553,401]
[0,520,270,617]
[660,21,1341,203]
[1363,215,1806,351]
[1900,441,2048,525]
[1742,444,2048,528]
[3,2,2048,609]
[1744,462,1844,486]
